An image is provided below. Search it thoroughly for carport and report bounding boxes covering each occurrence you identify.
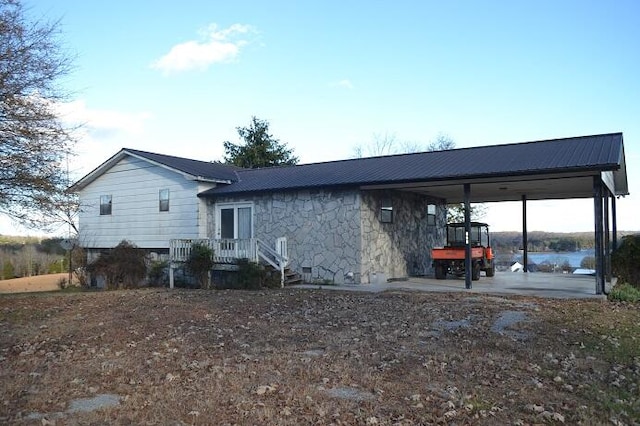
[362,133,628,294]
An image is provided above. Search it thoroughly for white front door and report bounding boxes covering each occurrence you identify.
[215,203,253,258]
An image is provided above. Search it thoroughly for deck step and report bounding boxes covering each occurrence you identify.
[263,265,303,285]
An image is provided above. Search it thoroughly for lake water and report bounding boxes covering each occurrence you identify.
[515,250,595,268]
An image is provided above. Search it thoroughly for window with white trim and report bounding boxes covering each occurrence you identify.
[380,198,393,223]
[159,189,170,212]
[427,204,436,226]
[100,195,112,215]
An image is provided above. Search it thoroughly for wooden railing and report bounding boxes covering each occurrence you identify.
[211,238,258,264]
[169,237,288,288]
[169,239,213,262]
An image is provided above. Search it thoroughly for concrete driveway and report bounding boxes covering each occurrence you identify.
[296,272,611,299]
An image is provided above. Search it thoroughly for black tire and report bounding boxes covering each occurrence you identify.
[485,267,495,277]
[435,264,446,280]
[471,263,481,281]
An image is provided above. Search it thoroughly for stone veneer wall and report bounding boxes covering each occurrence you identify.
[208,189,363,284]
[360,190,446,283]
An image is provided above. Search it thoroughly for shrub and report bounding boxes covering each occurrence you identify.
[237,259,281,289]
[72,246,89,287]
[148,260,168,287]
[57,277,68,289]
[87,240,148,289]
[2,260,15,280]
[184,243,214,289]
[234,258,262,290]
[215,259,281,290]
[612,234,640,289]
[608,282,640,303]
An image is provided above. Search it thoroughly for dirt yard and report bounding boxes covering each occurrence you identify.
[0,273,74,294]
[1,288,638,425]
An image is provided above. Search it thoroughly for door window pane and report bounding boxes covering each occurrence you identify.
[220,208,234,239]
[238,207,252,239]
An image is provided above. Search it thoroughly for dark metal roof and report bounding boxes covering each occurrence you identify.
[125,148,243,182]
[201,133,626,197]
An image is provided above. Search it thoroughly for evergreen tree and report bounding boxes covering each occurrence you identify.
[223,116,298,168]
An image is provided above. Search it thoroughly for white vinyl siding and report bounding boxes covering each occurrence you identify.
[78,155,210,249]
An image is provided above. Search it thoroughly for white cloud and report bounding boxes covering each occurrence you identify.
[54,100,153,178]
[330,79,354,90]
[58,100,152,136]
[151,23,256,74]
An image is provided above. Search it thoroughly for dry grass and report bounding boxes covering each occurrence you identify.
[0,273,75,294]
[0,288,638,425]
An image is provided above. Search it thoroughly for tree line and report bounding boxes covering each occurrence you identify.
[0,236,67,279]
[491,231,635,254]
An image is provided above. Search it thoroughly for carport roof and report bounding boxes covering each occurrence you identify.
[201,132,628,202]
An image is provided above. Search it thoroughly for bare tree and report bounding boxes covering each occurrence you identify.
[425,133,456,152]
[0,0,78,231]
[354,131,486,222]
[353,132,451,158]
[424,134,485,222]
[352,132,402,158]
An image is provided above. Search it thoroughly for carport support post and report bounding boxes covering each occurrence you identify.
[522,195,528,273]
[604,189,611,282]
[593,177,605,295]
[612,195,617,251]
[464,183,472,289]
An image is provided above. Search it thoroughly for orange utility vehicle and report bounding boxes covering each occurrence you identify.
[432,222,494,281]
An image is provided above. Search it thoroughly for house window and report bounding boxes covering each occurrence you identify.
[100,195,112,215]
[427,204,436,226]
[159,189,170,212]
[380,198,393,223]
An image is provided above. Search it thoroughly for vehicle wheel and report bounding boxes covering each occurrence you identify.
[471,263,481,281]
[485,267,495,277]
[435,264,446,280]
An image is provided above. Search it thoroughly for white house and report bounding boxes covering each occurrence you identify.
[70,133,628,288]
[71,149,244,250]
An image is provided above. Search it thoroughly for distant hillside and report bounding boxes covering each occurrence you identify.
[491,231,637,254]
[0,235,42,245]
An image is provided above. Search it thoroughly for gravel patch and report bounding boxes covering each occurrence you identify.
[67,393,121,413]
[491,310,530,340]
[26,393,121,421]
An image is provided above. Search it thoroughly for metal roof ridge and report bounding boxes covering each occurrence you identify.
[231,132,624,173]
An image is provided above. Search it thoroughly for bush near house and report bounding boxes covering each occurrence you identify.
[215,259,281,290]
[184,243,214,289]
[147,260,169,287]
[612,234,640,289]
[86,240,147,289]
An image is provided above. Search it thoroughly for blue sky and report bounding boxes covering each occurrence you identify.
[2,0,639,235]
